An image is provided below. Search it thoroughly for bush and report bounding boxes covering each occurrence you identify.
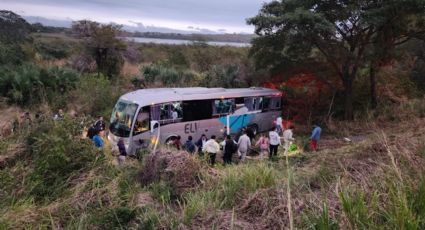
[304,203,338,230]
[27,119,98,202]
[34,37,74,60]
[203,64,245,88]
[69,74,120,116]
[0,64,80,106]
[218,162,276,207]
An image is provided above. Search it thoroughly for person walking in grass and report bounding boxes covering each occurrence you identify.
[223,135,237,164]
[196,134,208,155]
[183,135,196,154]
[282,125,295,152]
[237,130,251,162]
[117,138,127,165]
[202,135,220,166]
[310,124,322,151]
[256,133,270,159]
[92,129,104,149]
[269,127,281,160]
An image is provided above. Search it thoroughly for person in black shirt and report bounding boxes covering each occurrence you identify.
[223,135,237,165]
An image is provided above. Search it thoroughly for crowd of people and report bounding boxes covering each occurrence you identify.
[6,106,322,168]
[171,117,322,166]
[83,113,322,167]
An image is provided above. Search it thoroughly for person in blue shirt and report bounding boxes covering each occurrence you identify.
[310,124,322,151]
[92,129,104,148]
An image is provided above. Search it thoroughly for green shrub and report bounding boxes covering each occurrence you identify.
[70,74,120,116]
[217,163,276,207]
[408,180,425,229]
[203,64,245,88]
[304,203,338,230]
[149,181,172,204]
[182,190,216,225]
[0,64,79,106]
[383,181,421,229]
[339,190,374,229]
[34,37,75,60]
[137,207,160,230]
[27,119,98,202]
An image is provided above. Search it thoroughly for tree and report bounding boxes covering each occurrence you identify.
[248,0,425,119]
[366,5,425,108]
[203,64,245,88]
[71,20,126,79]
[0,10,32,65]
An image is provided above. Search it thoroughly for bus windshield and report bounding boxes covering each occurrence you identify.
[109,100,139,137]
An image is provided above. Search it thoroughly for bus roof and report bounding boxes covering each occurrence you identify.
[120,87,282,106]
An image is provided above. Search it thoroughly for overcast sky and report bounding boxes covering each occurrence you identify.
[1,0,268,33]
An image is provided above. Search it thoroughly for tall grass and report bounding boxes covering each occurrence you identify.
[305,203,338,230]
[179,162,277,225]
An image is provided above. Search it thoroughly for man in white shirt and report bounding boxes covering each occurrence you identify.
[269,127,282,160]
[237,130,251,162]
[202,135,220,166]
[282,125,295,152]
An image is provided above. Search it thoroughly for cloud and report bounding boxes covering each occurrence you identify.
[0,0,268,33]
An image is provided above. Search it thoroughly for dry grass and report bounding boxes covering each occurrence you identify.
[140,150,203,197]
[1,100,425,229]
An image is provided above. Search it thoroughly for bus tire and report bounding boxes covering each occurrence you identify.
[165,136,177,145]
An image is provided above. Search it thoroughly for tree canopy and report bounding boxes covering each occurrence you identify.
[71,20,126,78]
[248,0,425,119]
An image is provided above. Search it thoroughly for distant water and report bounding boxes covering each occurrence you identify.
[124,37,251,47]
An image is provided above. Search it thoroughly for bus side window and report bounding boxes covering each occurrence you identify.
[157,102,183,124]
[213,99,234,115]
[183,100,212,121]
[151,105,161,121]
[262,97,271,112]
[244,98,254,111]
[244,97,263,111]
[253,97,263,111]
[270,97,281,110]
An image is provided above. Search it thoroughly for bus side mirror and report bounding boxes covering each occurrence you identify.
[150,120,159,133]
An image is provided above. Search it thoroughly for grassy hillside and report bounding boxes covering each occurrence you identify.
[1,99,424,229]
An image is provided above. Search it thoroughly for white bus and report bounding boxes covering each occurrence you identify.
[108,87,282,154]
